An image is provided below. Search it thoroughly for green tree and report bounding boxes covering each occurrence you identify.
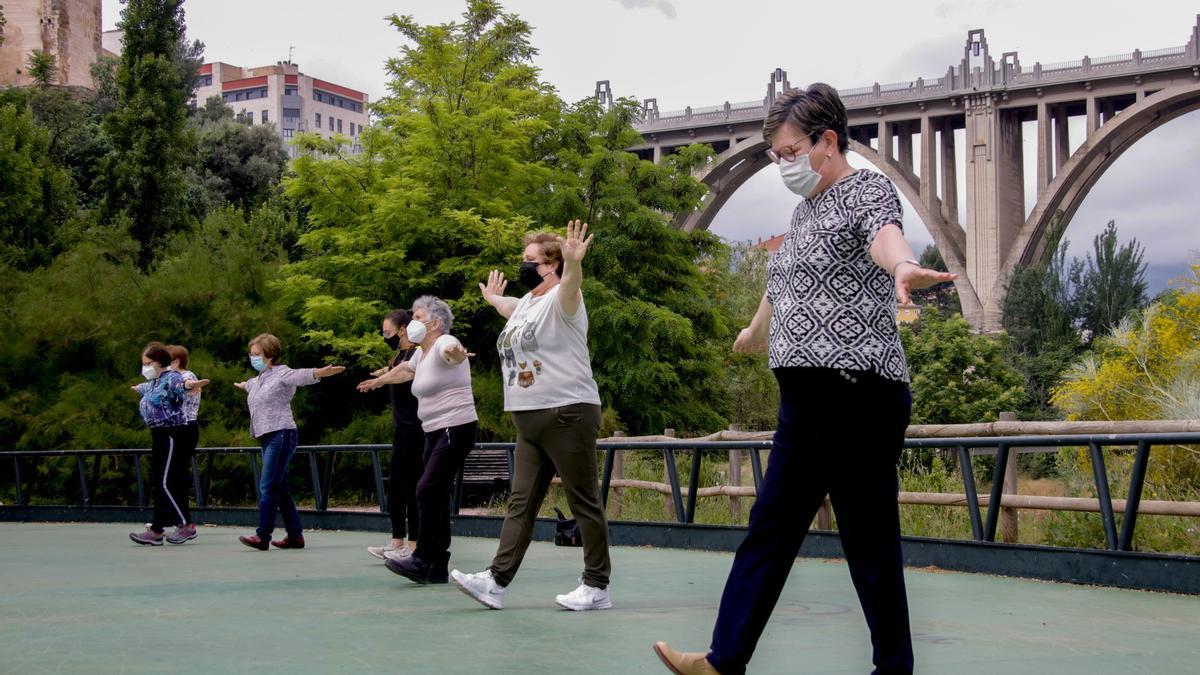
[0,105,77,270]
[190,105,289,212]
[25,50,57,87]
[901,308,1027,424]
[0,4,7,47]
[280,0,728,436]
[1073,220,1148,338]
[1001,241,1081,416]
[97,0,197,269]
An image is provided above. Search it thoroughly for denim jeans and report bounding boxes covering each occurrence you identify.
[256,428,303,539]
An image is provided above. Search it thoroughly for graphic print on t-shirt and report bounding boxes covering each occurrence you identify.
[497,295,545,389]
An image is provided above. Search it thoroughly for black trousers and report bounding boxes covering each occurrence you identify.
[412,421,477,567]
[388,424,425,540]
[707,367,914,675]
[149,425,193,531]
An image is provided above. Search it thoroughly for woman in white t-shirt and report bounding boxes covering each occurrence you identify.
[451,220,612,612]
[381,295,478,585]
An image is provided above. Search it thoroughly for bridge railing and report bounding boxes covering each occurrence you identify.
[3,431,1198,553]
[633,36,1197,131]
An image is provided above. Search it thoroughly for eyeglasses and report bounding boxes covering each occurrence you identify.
[765,135,818,164]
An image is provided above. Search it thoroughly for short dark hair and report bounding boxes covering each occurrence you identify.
[166,344,189,370]
[142,342,172,367]
[384,309,411,330]
[762,82,850,154]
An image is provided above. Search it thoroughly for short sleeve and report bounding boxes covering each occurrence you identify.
[854,173,903,247]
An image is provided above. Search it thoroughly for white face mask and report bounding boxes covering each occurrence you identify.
[778,141,827,198]
[406,319,428,344]
[141,364,158,380]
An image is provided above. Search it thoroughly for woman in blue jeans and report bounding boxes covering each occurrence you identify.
[234,333,344,551]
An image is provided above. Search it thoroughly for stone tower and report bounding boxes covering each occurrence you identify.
[0,0,103,88]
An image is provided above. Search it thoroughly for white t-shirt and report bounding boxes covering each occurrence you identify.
[410,334,478,432]
[497,284,602,412]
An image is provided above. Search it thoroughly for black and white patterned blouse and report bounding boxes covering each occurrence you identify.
[766,169,910,382]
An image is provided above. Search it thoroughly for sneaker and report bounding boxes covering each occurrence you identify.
[371,544,411,560]
[450,569,507,609]
[271,535,305,549]
[384,554,448,584]
[239,534,270,551]
[166,524,198,545]
[129,528,164,546]
[652,642,721,674]
[555,582,612,611]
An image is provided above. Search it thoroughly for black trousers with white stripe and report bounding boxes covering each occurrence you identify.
[149,425,193,532]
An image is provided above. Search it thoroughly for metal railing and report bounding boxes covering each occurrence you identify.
[3,431,1199,553]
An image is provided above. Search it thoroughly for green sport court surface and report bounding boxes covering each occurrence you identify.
[1,523,1197,674]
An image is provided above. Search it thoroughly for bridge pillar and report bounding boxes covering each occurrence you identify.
[1053,106,1070,170]
[878,120,893,161]
[1036,101,1053,191]
[940,119,958,224]
[897,123,915,173]
[1085,97,1100,138]
[964,93,1025,331]
[919,117,939,213]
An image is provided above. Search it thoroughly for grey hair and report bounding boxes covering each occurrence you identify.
[412,295,453,333]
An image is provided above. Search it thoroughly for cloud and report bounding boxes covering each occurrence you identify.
[611,0,677,20]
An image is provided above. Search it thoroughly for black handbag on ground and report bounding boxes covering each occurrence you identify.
[554,507,582,547]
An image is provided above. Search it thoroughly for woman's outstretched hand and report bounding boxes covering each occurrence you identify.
[315,365,346,379]
[443,343,475,366]
[894,263,957,305]
[479,269,508,303]
[559,219,593,264]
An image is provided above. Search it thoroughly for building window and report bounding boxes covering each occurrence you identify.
[315,112,321,128]
[283,129,295,138]
[262,110,268,123]
[349,122,355,136]
[328,116,334,131]
[199,75,213,87]
[285,86,297,96]
[337,118,342,133]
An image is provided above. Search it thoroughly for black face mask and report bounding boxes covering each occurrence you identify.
[384,334,401,350]
[519,261,544,289]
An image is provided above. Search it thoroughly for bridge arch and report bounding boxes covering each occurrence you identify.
[1001,83,1200,300]
[677,134,984,317]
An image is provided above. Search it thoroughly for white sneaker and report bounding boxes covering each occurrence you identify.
[450,569,507,610]
[380,545,413,562]
[555,582,612,611]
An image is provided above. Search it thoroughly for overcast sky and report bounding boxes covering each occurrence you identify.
[103,0,1199,292]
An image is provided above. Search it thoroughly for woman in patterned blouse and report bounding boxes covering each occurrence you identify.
[654,84,954,675]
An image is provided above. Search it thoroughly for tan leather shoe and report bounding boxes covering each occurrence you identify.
[653,642,721,674]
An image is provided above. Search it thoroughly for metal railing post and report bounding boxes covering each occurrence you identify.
[372,450,386,513]
[13,457,24,506]
[1118,441,1152,551]
[685,448,702,524]
[600,446,615,508]
[308,451,324,512]
[134,452,146,508]
[76,456,91,509]
[983,443,1010,542]
[1088,442,1119,550]
[663,448,686,524]
[957,445,983,540]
